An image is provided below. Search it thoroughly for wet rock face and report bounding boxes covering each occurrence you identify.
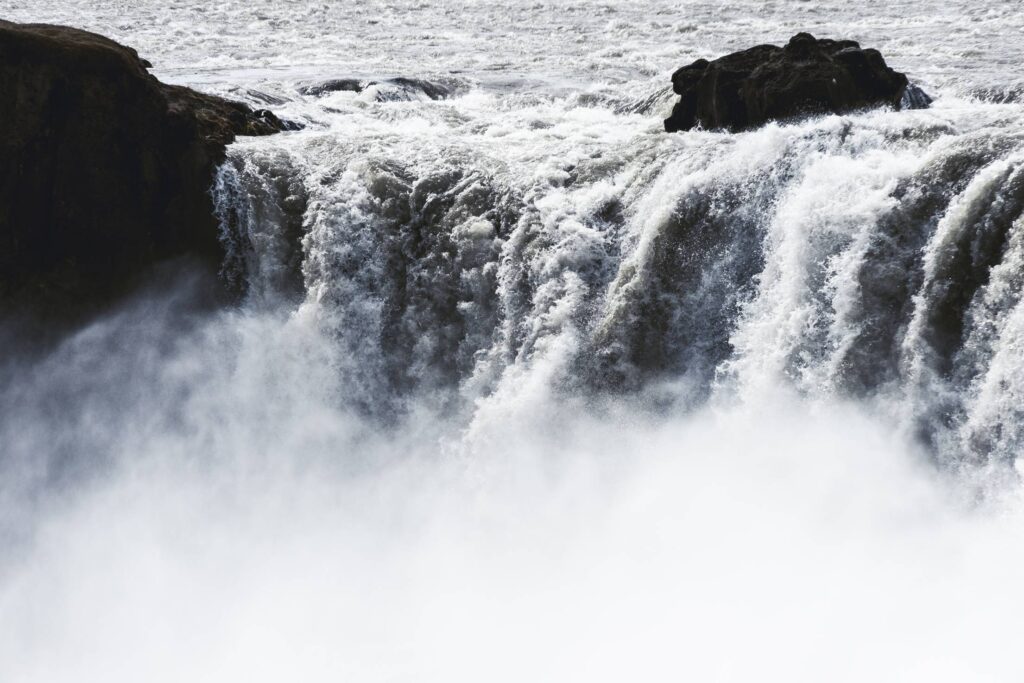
[0,21,283,314]
[664,33,931,133]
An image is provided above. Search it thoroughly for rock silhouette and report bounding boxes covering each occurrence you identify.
[664,33,931,133]
[0,21,283,315]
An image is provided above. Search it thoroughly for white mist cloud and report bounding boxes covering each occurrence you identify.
[2,297,1024,682]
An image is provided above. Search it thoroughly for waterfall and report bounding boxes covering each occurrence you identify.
[214,96,1024,465]
[6,3,1024,678]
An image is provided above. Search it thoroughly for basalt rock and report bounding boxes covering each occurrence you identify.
[664,33,931,133]
[0,21,284,315]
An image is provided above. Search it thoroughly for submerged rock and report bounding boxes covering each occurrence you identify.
[664,32,931,133]
[300,78,366,96]
[299,76,462,101]
[0,21,283,314]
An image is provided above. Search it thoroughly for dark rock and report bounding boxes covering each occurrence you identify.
[664,33,931,133]
[276,117,306,132]
[0,21,283,316]
[900,83,933,110]
[385,77,452,101]
[300,76,459,101]
[300,78,366,96]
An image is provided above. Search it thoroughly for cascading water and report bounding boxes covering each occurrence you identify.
[4,1,1024,681]
[214,89,1024,467]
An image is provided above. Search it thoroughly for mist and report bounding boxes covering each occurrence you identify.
[2,286,1024,683]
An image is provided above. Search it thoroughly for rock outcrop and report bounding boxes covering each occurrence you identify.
[664,33,931,133]
[0,21,283,314]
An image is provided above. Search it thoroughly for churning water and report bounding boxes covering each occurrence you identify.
[3,1,1024,680]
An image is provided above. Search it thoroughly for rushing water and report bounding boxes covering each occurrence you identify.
[3,1,1024,681]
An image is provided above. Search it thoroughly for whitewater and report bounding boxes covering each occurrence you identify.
[3,1,1024,680]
